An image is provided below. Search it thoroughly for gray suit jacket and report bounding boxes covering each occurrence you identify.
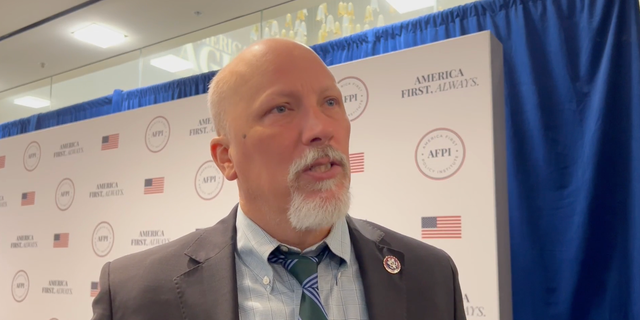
[91,205,466,320]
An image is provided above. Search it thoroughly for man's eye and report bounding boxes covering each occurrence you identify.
[272,106,287,113]
[326,99,337,107]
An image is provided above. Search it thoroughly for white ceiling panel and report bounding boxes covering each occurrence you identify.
[0,0,291,92]
[0,0,87,36]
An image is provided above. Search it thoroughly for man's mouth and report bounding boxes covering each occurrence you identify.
[305,158,339,174]
[309,163,332,173]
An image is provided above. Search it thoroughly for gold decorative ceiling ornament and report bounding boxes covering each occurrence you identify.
[365,6,374,23]
[270,20,280,37]
[338,2,347,17]
[377,14,385,27]
[317,3,326,24]
[318,23,328,43]
[297,9,308,21]
[371,0,380,12]
[347,2,355,18]
[285,13,293,29]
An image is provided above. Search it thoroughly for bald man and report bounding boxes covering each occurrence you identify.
[91,38,466,320]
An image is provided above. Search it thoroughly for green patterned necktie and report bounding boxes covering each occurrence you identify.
[268,246,330,320]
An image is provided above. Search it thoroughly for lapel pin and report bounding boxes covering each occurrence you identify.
[383,255,401,274]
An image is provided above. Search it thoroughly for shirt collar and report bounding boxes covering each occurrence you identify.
[235,204,352,278]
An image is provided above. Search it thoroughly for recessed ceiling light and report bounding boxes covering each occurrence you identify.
[386,0,435,14]
[14,96,50,108]
[150,55,194,73]
[72,24,126,48]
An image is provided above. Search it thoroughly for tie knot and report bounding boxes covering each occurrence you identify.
[268,246,329,285]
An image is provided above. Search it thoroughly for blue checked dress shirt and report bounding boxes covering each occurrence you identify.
[234,205,370,320]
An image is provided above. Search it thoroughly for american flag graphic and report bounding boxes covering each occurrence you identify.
[0,155,5,169]
[101,134,119,151]
[53,233,69,248]
[421,216,462,239]
[90,281,100,297]
[349,152,365,173]
[144,177,165,194]
[21,192,35,206]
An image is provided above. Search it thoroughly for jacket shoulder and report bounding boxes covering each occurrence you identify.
[349,217,466,319]
[353,217,457,268]
[108,229,205,280]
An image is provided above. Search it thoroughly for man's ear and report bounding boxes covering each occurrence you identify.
[210,136,237,181]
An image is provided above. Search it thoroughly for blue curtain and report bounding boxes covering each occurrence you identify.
[0,94,114,139]
[0,115,37,139]
[34,94,115,131]
[1,0,639,319]
[0,71,218,139]
[315,0,640,319]
[118,70,217,111]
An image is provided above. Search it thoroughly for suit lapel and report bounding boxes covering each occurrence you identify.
[173,206,240,320]
[347,216,407,320]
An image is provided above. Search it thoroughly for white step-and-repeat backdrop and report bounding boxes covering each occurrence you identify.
[0,31,510,320]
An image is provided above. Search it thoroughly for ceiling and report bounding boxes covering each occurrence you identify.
[0,0,292,93]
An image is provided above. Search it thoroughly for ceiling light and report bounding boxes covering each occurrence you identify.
[72,24,126,48]
[386,0,436,14]
[14,96,50,108]
[150,55,194,73]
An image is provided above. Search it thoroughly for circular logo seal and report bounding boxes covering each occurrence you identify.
[23,141,41,172]
[383,256,401,274]
[145,116,171,153]
[92,221,114,257]
[194,161,225,200]
[415,128,466,180]
[55,178,75,211]
[338,76,369,121]
[11,270,29,302]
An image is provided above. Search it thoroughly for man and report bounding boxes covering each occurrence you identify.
[91,38,466,320]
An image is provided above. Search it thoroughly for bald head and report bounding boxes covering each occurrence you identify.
[207,38,331,138]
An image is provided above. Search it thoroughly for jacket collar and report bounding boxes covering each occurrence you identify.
[173,204,239,320]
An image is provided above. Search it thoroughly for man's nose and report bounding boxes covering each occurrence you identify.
[301,104,334,147]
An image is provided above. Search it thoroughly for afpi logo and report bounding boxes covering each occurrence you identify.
[55,178,75,211]
[194,161,224,200]
[145,116,171,153]
[92,222,115,257]
[415,128,466,180]
[338,76,369,121]
[23,141,41,172]
[11,270,29,302]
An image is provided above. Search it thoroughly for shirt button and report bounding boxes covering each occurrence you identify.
[280,246,289,252]
[263,276,270,285]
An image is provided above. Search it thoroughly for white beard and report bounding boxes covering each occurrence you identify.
[287,179,351,231]
[286,147,351,231]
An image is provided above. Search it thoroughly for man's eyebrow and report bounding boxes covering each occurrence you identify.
[260,85,340,99]
[319,85,341,95]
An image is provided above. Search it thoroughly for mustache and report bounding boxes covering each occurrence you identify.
[287,146,349,182]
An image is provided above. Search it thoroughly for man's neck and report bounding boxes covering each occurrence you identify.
[239,200,331,251]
